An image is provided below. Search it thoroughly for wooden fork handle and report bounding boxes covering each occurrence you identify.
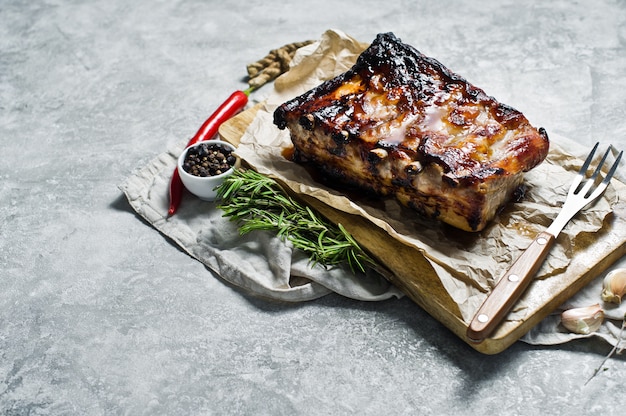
[466,231,556,343]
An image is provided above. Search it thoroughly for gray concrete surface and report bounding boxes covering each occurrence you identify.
[1,0,626,414]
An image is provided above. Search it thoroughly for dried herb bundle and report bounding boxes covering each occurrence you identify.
[216,169,375,273]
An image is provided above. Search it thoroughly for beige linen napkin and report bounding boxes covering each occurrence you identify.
[119,143,404,303]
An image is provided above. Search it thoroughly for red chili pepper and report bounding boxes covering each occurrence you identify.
[167,88,251,216]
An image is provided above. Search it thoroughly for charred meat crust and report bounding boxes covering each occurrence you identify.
[273,32,549,231]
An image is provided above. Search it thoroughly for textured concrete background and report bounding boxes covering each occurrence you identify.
[1,0,626,414]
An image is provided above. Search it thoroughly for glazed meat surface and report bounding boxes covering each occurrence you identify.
[273,32,549,232]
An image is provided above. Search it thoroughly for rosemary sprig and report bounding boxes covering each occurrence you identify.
[215,169,376,274]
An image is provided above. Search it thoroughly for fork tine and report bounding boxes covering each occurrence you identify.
[587,148,623,201]
[568,142,599,197]
[602,149,622,185]
[580,146,611,197]
[578,142,599,175]
[589,146,611,182]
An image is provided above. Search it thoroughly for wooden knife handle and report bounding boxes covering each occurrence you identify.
[466,231,556,343]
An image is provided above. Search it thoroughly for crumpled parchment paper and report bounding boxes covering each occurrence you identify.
[120,29,625,348]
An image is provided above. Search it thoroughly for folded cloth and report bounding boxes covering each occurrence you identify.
[119,143,404,303]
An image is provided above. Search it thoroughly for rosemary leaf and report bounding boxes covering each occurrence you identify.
[216,169,376,274]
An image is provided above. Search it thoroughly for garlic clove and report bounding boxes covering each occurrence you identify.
[601,268,626,304]
[560,304,604,335]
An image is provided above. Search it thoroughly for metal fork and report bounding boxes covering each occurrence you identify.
[467,143,623,343]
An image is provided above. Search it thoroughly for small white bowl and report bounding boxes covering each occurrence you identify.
[177,140,240,201]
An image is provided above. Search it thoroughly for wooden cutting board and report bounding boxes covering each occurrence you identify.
[219,104,626,354]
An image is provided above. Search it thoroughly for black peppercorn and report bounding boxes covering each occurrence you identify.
[183,142,236,177]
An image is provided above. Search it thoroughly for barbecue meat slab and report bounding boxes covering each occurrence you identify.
[273,32,549,232]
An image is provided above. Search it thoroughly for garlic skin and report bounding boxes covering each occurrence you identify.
[601,268,626,304]
[560,304,605,335]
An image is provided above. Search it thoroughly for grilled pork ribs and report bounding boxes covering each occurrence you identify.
[273,32,549,232]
